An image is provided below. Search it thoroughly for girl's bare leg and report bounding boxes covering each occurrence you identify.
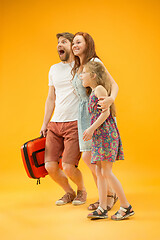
[96,162,107,210]
[101,162,129,206]
[82,151,117,210]
[101,161,133,217]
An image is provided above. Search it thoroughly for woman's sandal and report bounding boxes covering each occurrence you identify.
[111,204,135,221]
[88,194,118,211]
[87,206,108,219]
[107,194,118,211]
[88,200,99,210]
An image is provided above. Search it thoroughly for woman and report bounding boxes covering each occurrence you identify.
[71,32,119,210]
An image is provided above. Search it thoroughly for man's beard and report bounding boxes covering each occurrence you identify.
[59,51,70,62]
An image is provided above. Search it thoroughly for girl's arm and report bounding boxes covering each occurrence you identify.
[83,85,110,141]
[98,69,119,112]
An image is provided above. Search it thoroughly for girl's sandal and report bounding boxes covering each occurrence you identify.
[111,205,135,221]
[107,194,118,211]
[88,200,99,210]
[87,206,108,219]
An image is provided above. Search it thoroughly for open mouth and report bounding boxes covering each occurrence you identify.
[59,50,65,55]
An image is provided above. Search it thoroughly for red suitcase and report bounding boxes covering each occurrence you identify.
[21,136,48,183]
[21,136,63,183]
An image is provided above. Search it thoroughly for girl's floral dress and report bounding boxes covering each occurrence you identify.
[88,91,124,163]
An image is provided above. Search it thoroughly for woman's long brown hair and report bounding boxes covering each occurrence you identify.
[71,32,99,95]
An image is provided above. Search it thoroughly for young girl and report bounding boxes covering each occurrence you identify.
[81,61,135,220]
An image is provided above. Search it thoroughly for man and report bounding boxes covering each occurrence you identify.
[40,32,87,206]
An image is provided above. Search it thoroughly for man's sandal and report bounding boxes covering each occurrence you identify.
[87,206,108,219]
[107,194,118,211]
[111,205,135,221]
[88,200,99,210]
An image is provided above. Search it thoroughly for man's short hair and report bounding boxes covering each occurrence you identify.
[56,32,74,43]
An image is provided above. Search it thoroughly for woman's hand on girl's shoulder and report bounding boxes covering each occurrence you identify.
[98,96,114,113]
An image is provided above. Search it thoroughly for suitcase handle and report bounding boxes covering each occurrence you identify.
[32,149,45,168]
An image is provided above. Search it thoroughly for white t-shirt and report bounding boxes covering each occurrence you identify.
[48,61,79,122]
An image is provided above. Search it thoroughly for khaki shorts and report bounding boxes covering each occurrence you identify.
[45,121,81,166]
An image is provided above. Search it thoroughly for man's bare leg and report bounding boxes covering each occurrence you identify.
[45,162,75,194]
[62,163,87,205]
[62,163,86,191]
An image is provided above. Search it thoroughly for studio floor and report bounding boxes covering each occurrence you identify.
[1,160,160,240]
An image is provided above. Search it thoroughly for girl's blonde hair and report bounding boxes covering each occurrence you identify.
[84,61,116,117]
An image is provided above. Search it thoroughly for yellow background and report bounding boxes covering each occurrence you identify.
[1,0,160,239]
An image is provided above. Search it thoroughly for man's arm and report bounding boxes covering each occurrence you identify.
[40,86,56,137]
